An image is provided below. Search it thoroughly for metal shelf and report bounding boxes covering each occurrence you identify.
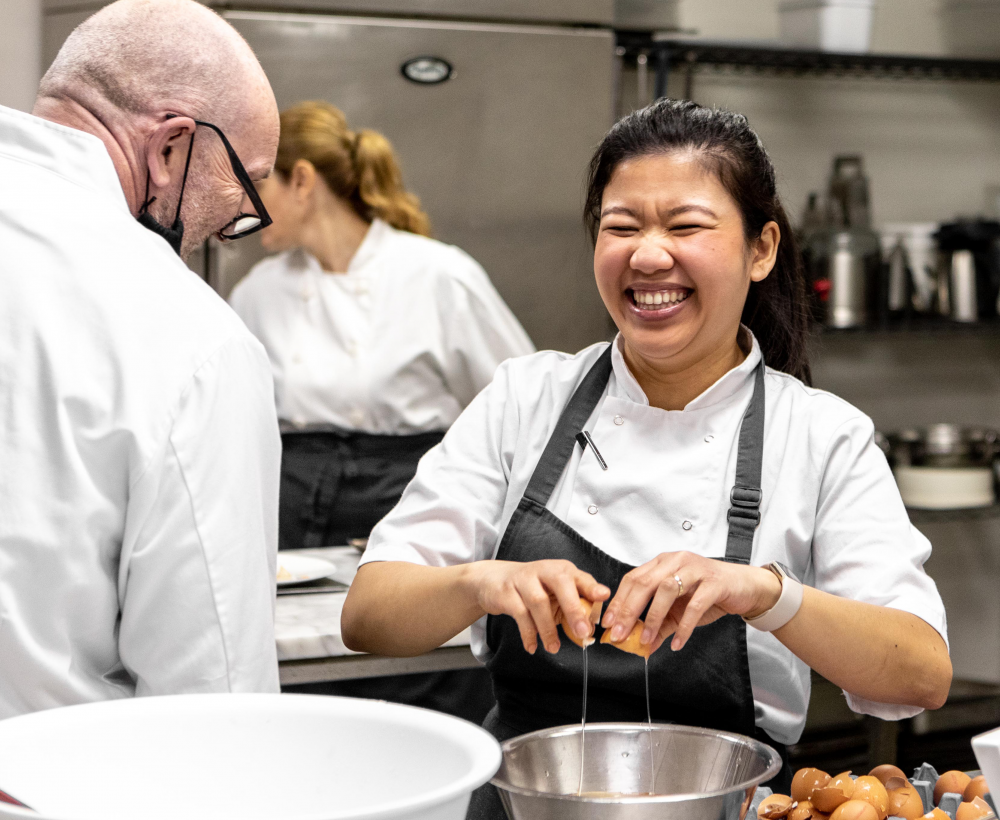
[616,36,1000,99]
[814,318,1000,337]
[907,504,1000,524]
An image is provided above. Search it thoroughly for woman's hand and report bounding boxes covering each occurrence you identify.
[601,552,780,654]
[471,559,610,655]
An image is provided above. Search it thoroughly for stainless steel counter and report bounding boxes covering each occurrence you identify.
[275,547,479,686]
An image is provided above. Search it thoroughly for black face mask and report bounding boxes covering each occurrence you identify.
[136,205,184,255]
[136,128,196,256]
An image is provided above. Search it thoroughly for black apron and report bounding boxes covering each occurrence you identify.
[279,425,495,727]
[467,345,791,820]
[278,425,445,550]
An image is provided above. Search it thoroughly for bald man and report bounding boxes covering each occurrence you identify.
[0,0,283,717]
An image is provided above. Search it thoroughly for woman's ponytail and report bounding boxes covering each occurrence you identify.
[274,101,432,237]
[352,130,431,237]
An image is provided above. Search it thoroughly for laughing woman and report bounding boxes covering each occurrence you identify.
[342,101,951,816]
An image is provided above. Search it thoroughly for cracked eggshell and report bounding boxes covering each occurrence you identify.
[599,619,652,658]
[830,800,880,820]
[955,797,993,820]
[794,770,834,803]
[759,794,795,819]
[556,597,602,648]
[815,774,858,814]
[888,784,926,820]
[870,766,909,787]
[853,776,890,820]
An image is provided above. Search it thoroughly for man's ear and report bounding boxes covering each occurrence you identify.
[145,117,197,190]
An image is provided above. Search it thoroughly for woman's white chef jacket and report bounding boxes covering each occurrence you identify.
[361,332,949,745]
[0,104,281,718]
[229,219,535,433]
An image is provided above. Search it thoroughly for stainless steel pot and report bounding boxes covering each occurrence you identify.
[491,723,781,820]
[887,424,999,468]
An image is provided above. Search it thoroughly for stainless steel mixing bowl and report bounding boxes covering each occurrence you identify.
[491,723,781,820]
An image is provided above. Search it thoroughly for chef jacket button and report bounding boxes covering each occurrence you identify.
[346,340,358,356]
[587,504,599,515]
[292,353,303,364]
[682,520,693,531]
[704,434,714,443]
[349,409,365,426]
[613,415,624,426]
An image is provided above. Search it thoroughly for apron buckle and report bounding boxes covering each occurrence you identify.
[728,486,762,528]
[727,506,761,526]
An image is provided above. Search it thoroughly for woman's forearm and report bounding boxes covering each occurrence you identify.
[342,558,609,658]
[775,586,952,710]
[341,561,485,656]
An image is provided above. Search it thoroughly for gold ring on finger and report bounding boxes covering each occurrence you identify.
[674,574,684,597]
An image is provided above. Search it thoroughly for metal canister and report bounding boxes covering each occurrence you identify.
[827,231,868,328]
[950,249,978,322]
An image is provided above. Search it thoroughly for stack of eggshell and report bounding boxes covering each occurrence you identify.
[755,764,996,820]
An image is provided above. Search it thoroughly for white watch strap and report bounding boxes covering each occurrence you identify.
[743,568,804,632]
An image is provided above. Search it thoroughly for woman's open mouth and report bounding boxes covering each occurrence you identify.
[627,287,692,315]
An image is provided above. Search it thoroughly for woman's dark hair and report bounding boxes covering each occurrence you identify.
[584,99,812,385]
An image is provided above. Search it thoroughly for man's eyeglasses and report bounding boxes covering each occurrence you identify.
[191,119,273,240]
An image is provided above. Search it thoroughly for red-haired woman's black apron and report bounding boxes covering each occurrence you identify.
[279,425,494,726]
[278,426,445,550]
[467,345,791,820]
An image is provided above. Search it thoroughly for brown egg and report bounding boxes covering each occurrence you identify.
[759,794,795,819]
[923,809,952,820]
[814,790,849,814]
[964,777,990,803]
[955,797,993,820]
[794,769,833,803]
[790,801,818,820]
[830,799,879,820]
[936,772,973,805]
[870,765,909,786]
[831,773,857,794]
[888,784,926,820]
[853,776,890,820]
[556,597,602,647]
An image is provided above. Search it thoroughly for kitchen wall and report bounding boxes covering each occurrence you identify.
[1,0,42,112]
[621,0,1000,227]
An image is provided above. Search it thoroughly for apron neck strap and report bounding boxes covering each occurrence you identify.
[521,343,766,565]
[724,361,766,564]
[523,345,613,507]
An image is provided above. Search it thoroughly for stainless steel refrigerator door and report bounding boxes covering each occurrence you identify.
[219,12,615,352]
[43,0,614,25]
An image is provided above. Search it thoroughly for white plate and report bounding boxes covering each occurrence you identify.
[276,554,337,586]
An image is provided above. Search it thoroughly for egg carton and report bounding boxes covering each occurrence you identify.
[906,763,996,819]
[749,765,997,819]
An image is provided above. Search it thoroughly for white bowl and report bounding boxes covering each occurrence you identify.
[0,693,501,820]
[974,725,1000,797]
[894,465,995,510]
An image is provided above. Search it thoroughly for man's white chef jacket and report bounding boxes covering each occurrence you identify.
[363,333,949,746]
[0,104,281,718]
